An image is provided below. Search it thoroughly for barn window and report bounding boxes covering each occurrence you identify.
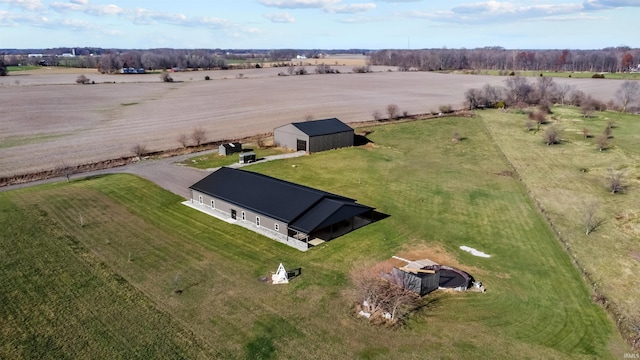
[256,217,261,227]
[274,223,279,231]
[211,200,215,209]
[198,195,203,205]
[241,211,246,221]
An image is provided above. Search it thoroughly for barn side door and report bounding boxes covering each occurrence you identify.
[296,139,307,151]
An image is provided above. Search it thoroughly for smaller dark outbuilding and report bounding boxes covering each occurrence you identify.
[219,142,243,156]
[392,267,440,296]
[239,151,256,164]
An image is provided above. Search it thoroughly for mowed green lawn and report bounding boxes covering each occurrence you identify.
[0,116,628,359]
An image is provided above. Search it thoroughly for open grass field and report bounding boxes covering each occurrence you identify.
[1,116,629,359]
[479,107,640,339]
[0,66,626,179]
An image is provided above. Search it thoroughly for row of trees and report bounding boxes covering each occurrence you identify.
[464,76,640,113]
[1,49,230,73]
[369,47,640,73]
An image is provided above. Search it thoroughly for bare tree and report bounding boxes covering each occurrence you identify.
[595,134,609,152]
[580,98,597,118]
[56,161,76,182]
[542,125,561,145]
[304,114,314,121]
[582,127,590,139]
[191,127,207,146]
[386,104,400,120]
[529,110,547,126]
[160,72,173,82]
[350,263,421,325]
[76,75,91,84]
[606,168,625,194]
[464,88,484,109]
[382,271,421,323]
[555,84,573,106]
[177,134,189,148]
[603,124,613,139]
[616,80,640,113]
[372,110,383,121]
[482,84,503,107]
[131,143,148,158]
[536,76,556,104]
[583,201,603,235]
[451,129,462,143]
[504,76,533,105]
[525,120,537,132]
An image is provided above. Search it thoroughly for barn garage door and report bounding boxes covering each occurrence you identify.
[296,139,307,151]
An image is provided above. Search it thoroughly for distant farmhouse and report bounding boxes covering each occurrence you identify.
[274,118,354,153]
[186,167,374,251]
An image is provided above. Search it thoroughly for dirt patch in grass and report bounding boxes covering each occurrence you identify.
[381,242,488,277]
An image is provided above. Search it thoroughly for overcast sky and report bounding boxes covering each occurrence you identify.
[0,0,637,50]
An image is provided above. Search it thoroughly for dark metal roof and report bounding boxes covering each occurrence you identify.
[289,198,371,233]
[291,118,353,137]
[189,167,372,234]
[220,142,242,150]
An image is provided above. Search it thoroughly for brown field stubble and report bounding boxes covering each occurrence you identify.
[0,68,624,178]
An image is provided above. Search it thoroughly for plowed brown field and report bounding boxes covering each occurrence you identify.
[0,66,624,177]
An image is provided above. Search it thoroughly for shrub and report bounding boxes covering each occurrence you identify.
[525,120,537,132]
[439,104,453,114]
[592,73,605,79]
[76,75,91,84]
[160,72,173,82]
[353,65,371,73]
[386,104,400,120]
[606,168,625,194]
[529,110,547,125]
[595,134,609,151]
[204,75,210,80]
[131,143,147,158]
[542,125,561,145]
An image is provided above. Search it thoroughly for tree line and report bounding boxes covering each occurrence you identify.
[369,47,640,73]
[0,48,367,73]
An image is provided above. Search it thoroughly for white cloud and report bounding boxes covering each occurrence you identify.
[264,11,295,23]
[49,1,84,12]
[50,1,123,15]
[85,4,123,16]
[0,0,44,11]
[406,1,590,24]
[259,0,340,9]
[325,3,376,14]
[583,0,640,9]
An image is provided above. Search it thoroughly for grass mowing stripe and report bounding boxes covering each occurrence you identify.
[0,192,216,359]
